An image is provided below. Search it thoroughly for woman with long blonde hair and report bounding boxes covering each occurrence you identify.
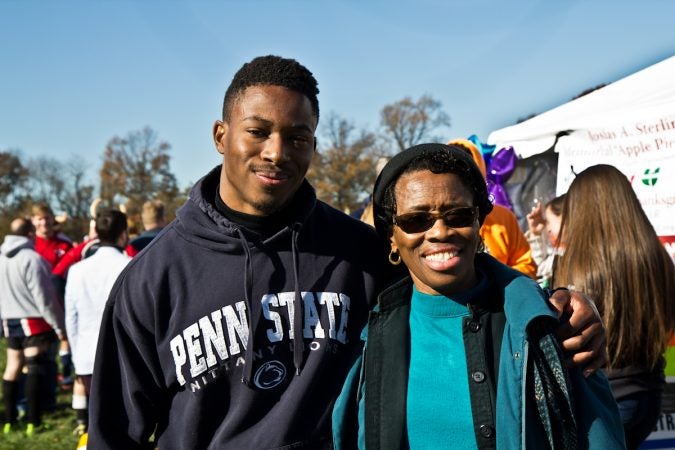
[554,164,675,449]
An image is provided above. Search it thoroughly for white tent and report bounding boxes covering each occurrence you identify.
[488,55,675,158]
[487,55,675,241]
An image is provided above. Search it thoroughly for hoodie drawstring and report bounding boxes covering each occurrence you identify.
[237,224,305,387]
[291,224,304,376]
[237,228,256,386]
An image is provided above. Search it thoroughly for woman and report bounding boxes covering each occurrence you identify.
[333,144,624,449]
[554,164,675,450]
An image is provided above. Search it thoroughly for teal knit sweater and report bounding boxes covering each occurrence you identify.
[407,286,477,449]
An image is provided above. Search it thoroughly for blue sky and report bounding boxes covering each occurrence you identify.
[1,0,674,188]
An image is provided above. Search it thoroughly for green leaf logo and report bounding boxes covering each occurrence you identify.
[642,167,660,186]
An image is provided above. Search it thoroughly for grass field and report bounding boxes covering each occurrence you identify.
[0,339,79,450]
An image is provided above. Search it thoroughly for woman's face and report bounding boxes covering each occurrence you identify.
[544,206,562,246]
[390,170,480,296]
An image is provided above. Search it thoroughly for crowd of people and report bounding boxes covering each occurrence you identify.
[1,54,673,450]
[0,201,165,440]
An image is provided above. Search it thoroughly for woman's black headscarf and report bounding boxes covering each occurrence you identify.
[371,143,493,249]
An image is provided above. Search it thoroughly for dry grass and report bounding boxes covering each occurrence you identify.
[0,339,79,450]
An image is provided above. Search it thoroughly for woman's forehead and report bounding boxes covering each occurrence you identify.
[395,171,472,207]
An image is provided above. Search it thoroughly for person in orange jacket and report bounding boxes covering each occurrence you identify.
[448,139,537,279]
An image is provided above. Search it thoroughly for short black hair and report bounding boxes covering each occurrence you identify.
[95,209,127,244]
[373,143,493,244]
[222,55,319,123]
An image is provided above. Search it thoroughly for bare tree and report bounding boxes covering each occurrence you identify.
[57,157,95,220]
[307,113,380,213]
[24,156,95,239]
[100,127,181,232]
[0,150,30,213]
[0,150,33,235]
[380,94,451,153]
[26,156,65,206]
[56,157,95,238]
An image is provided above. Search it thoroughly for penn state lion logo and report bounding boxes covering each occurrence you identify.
[253,361,287,390]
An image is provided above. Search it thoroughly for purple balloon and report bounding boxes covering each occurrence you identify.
[486,146,517,210]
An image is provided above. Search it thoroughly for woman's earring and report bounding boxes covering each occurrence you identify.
[388,250,402,265]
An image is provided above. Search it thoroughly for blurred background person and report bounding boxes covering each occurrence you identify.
[52,198,105,295]
[358,157,390,226]
[526,194,565,288]
[31,203,73,399]
[31,203,73,269]
[125,200,165,257]
[554,164,675,450]
[53,205,103,282]
[65,209,130,437]
[448,138,537,279]
[1,218,65,436]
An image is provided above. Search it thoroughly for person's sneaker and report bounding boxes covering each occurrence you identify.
[73,423,87,436]
[26,422,49,436]
[3,422,13,434]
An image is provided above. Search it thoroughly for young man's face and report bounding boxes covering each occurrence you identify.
[213,85,317,216]
[32,213,55,239]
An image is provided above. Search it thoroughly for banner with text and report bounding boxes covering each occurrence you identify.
[556,113,675,259]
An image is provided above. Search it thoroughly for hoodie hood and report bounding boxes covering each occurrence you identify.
[174,165,317,250]
[1,235,34,258]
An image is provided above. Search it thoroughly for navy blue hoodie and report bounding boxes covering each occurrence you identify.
[88,166,385,449]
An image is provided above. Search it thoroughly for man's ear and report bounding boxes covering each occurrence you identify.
[213,120,229,155]
[313,137,317,151]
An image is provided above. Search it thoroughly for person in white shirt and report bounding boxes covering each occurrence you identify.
[65,209,130,436]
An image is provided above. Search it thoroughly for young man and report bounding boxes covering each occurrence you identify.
[89,56,606,449]
[31,203,73,269]
[0,218,65,436]
[88,56,386,449]
[65,209,130,436]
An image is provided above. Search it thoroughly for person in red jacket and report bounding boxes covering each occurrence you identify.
[31,204,72,269]
[31,203,74,390]
[52,220,101,280]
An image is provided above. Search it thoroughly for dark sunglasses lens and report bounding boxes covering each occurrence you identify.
[397,213,434,233]
[443,208,476,228]
[395,208,476,233]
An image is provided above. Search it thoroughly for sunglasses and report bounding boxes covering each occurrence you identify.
[393,207,478,234]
